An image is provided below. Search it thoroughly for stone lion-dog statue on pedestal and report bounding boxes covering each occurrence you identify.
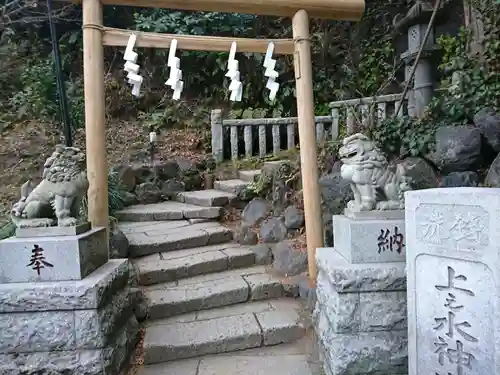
[11,145,89,227]
[339,133,411,212]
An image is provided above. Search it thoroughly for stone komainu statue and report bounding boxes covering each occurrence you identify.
[339,133,412,212]
[11,145,89,227]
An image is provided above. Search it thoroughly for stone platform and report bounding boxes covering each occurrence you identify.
[0,259,139,375]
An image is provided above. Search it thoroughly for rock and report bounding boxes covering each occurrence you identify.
[250,243,273,265]
[283,274,316,312]
[135,182,162,204]
[485,152,500,187]
[155,161,180,180]
[260,217,288,243]
[283,205,305,230]
[109,227,129,259]
[182,174,203,191]
[131,288,148,322]
[272,240,308,276]
[177,159,198,174]
[440,171,479,187]
[112,165,136,192]
[434,126,482,173]
[121,191,138,207]
[323,213,334,247]
[319,162,353,246]
[131,164,156,184]
[161,179,185,199]
[319,162,353,215]
[241,198,270,227]
[235,227,259,246]
[400,157,440,190]
[474,107,500,152]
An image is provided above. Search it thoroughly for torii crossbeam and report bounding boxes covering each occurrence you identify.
[76,0,365,285]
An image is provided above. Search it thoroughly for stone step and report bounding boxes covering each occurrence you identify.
[143,298,307,364]
[214,179,249,195]
[144,266,286,320]
[177,189,237,207]
[133,243,256,286]
[238,169,262,182]
[138,337,320,375]
[115,201,222,222]
[119,220,233,258]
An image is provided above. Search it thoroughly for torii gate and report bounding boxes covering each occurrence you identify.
[79,0,365,284]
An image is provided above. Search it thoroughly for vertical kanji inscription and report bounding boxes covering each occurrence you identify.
[27,244,54,275]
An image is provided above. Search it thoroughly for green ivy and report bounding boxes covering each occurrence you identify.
[428,28,500,125]
[371,116,437,159]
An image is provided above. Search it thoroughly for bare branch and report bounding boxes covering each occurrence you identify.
[0,1,79,31]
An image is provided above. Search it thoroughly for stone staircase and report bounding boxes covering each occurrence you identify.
[116,167,320,375]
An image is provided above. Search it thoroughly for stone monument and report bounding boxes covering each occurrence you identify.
[313,133,410,375]
[405,188,498,375]
[0,145,138,375]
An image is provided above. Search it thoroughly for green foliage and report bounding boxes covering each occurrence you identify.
[0,220,15,240]
[5,55,85,127]
[0,0,407,133]
[427,27,500,125]
[80,169,130,222]
[371,116,436,159]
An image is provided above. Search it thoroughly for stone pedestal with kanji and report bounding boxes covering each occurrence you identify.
[313,211,409,375]
[0,226,107,283]
[0,228,139,375]
[333,209,406,264]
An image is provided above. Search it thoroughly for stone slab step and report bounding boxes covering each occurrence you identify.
[139,335,320,375]
[133,243,256,286]
[176,189,237,207]
[143,298,307,364]
[214,179,249,195]
[238,169,262,182]
[144,266,286,319]
[119,221,233,258]
[115,201,222,222]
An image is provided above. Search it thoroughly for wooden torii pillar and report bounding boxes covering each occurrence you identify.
[81,0,365,284]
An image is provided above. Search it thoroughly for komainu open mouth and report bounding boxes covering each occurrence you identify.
[340,149,358,159]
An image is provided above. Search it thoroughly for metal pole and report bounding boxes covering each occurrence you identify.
[46,0,73,146]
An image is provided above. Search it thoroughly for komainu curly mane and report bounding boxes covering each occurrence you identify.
[11,145,89,227]
[339,133,411,212]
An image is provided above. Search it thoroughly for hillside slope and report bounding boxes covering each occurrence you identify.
[0,120,208,225]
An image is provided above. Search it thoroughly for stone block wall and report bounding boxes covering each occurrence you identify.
[0,259,139,375]
[313,249,408,375]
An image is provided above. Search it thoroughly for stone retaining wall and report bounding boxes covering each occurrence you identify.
[313,249,408,375]
[0,259,139,375]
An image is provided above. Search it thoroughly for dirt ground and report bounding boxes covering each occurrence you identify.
[0,119,209,225]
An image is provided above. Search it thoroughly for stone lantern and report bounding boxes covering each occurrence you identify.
[394,1,446,117]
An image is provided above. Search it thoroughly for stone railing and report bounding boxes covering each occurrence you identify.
[329,93,407,134]
[210,93,406,162]
[211,109,337,162]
